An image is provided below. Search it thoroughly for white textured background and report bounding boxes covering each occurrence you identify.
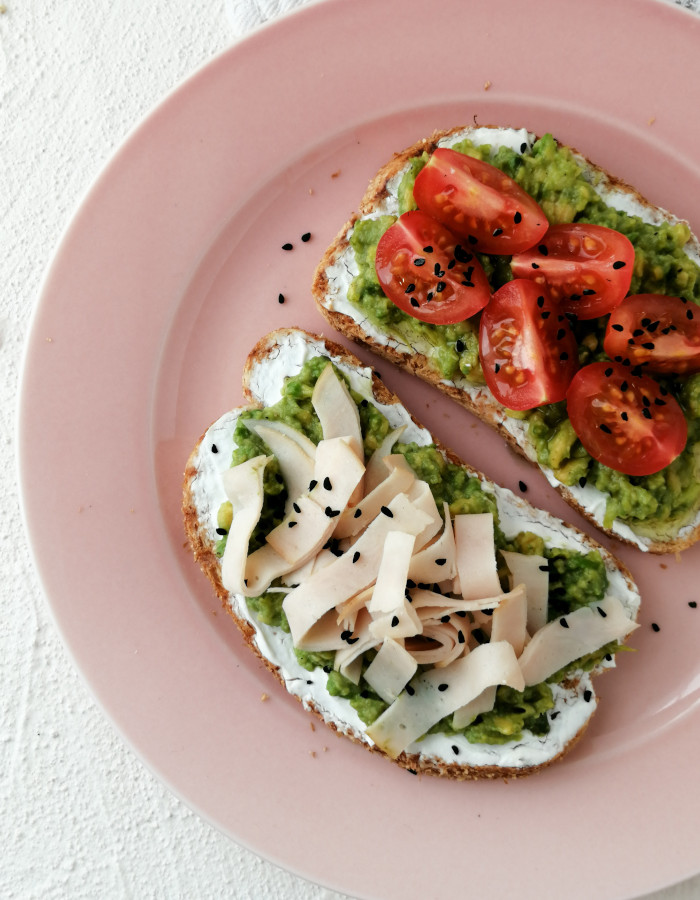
[2,1,699,898]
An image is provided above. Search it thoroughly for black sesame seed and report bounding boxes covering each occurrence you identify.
[435,558,447,566]
[438,683,448,692]
[519,480,527,492]
[323,476,332,491]
[434,263,444,277]
[514,211,522,224]
[440,614,450,623]
[468,235,478,245]
[410,298,419,308]
[597,606,607,618]
[647,321,660,333]
[539,564,548,572]
[407,768,417,775]
[456,611,467,618]
[406,684,415,696]
[560,618,569,628]
[612,260,626,269]
[405,283,415,294]
[605,367,613,377]
[599,423,612,434]
[323,665,332,673]
[605,653,613,662]
[642,395,651,407]
[689,601,697,608]
[391,615,399,627]
[309,479,318,491]
[447,259,456,270]
[211,444,218,453]
[414,257,425,266]
[583,689,592,702]
[560,352,569,361]
[532,262,540,269]
[550,711,560,720]
[537,295,545,308]
[215,527,227,536]
[688,309,695,320]
[346,636,359,645]
[620,381,629,391]
[423,245,433,253]
[426,292,434,302]
[325,506,340,517]
[492,227,503,237]
[520,142,527,153]
[579,477,587,488]
[583,289,596,296]
[407,579,416,589]
[612,323,624,332]
[651,622,660,632]
[301,232,311,242]
[381,506,393,518]
[642,342,655,350]
[293,502,301,513]
[538,244,549,256]
[282,242,293,251]
[655,398,666,406]
[436,281,446,293]
[288,521,297,528]
[353,508,362,518]
[455,339,465,353]
[454,245,472,263]
[556,328,566,340]
[340,630,351,640]
[352,551,360,564]
[494,363,501,373]
[457,631,465,644]
[541,310,551,320]
[642,318,651,327]
[642,408,652,420]
[621,411,629,421]
[452,744,460,754]
[278,293,285,304]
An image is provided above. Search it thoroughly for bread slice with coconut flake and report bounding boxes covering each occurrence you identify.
[311,125,700,554]
[182,328,640,780]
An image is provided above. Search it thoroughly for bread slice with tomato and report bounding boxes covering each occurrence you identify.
[312,126,700,554]
[183,327,640,780]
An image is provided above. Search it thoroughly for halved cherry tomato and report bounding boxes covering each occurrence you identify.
[604,293,700,374]
[478,279,578,410]
[510,223,635,320]
[412,148,548,255]
[374,210,491,324]
[566,361,687,476]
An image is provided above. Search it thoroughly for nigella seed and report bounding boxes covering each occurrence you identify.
[340,630,351,640]
[612,260,626,269]
[520,142,528,153]
[532,262,540,269]
[642,342,655,350]
[407,579,416,588]
[434,263,444,277]
[689,601,698,608]
[612,324,624,332]
[293,502,301,513]
[494,363,501,373]
[560,618,569,628]
[583,690,592,702]
[605,653,613,662]
[457,631,465,644]
[556,328,566,340]
[621,411,629,421]
[579,476,587,488]
[423,245,433,253]
[426,292,434,302]
[642,408,652,420]
[346,636,359,645]
[537,295,545,308]
[599,423,612,434]
[391,615,399,627]
[301,232,311,242]
[406,684,415,696]
[468,235,478,245]
[519,480,527,492]
[655,398,666,406]
[435,558,447,566]
[597,606,608,618]
[583,289,596,295]
[410,298,419,308]
[541,311,551,320]
[215,527,227,536]
[620,381,629,391]
[455,339,465,352]
[436,281,446,293]
[492,227,503,237]
[452,744,460,755]
[456,610,467,618]
[688,309,695,320]
[278,293,285,304]
[560,352,569,361]
[325,506,340,517]
[538,244,549,256]
[414,257,426,267]
[438,683,449,692]
[539,564,548,572]
[352,551,360,564]
[309,479,318,491]
[642,395,650,407]
[651,622,661,632]
[441,614,450,623]
[405,283,415,294]
[381,506,393,517]
[288,521,297,528]
[605,368,613,377]
[454,245,472,263]
[550,711,560,719]
[282,242,293,251]
[353,508,362,518]
[647,321,660,333]
[323,476,332,491]
[514,211,522,224]
[447,259,456,269]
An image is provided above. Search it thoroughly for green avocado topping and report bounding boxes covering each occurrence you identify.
[219,356,619,746]
[345,133,700,539]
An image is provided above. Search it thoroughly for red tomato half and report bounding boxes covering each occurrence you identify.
[412,148,548,254]
[604,293,700,374]
[374,210,491,324]
[478,279,579,410]
[510,223,635,320]
[566,361,687,476]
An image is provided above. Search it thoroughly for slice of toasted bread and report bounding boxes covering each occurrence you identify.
[183,327,639,780]
[312,125,700,554]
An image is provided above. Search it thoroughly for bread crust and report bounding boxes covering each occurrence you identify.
[311,126,700,554]
[182,327,639,780]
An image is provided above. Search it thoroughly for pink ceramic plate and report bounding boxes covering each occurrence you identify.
[19,0,700,897]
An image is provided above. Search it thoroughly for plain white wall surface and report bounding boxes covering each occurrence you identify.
[2,1,699,898]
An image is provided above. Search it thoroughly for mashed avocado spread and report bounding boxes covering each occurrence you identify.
[217,357,616,746]
[346,134,700,539]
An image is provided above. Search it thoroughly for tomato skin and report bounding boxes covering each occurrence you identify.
[604,293,700,374]
[566,361,687,476]
[478,279,579,410]
[413,148,548,255]
[510,223,635,320]
[374,210,491,324]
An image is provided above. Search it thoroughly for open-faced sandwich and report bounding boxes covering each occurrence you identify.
[183,328,639,779]
[312,125,700,553]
